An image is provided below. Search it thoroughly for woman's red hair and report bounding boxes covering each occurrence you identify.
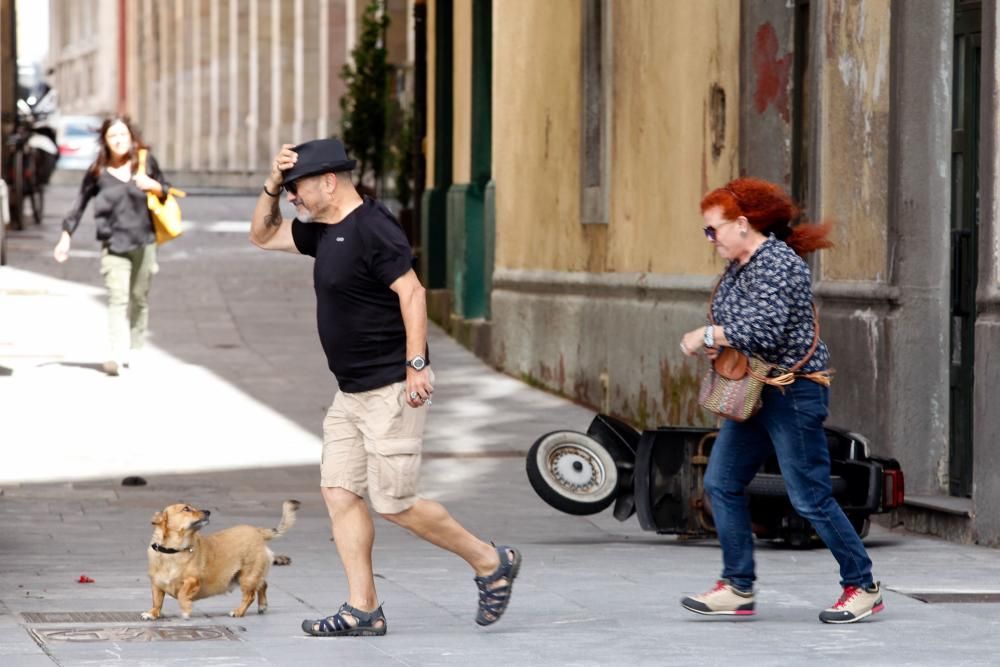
[700,177,833,257]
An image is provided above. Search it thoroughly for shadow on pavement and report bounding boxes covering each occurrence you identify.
[6,187,595,468]
[38,360,108,374]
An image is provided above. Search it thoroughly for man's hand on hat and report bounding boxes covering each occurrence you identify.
[267,144,298,193]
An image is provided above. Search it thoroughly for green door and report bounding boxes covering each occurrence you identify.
[464,0,492,319]
[949,0,980,498]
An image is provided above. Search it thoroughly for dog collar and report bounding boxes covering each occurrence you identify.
[150,542,193,554]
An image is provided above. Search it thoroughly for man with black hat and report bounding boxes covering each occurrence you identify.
[250,139,521,637]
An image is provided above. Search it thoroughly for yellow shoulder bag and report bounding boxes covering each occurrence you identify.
[137,148,185,245]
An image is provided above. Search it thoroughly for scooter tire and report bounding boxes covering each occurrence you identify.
[526,430,620,516]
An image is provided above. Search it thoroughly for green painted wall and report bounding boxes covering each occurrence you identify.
[422,0,453,289]
[458,0,492,319]
[483,179,496,318]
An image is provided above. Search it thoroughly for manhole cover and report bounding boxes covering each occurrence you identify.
[29,625,242,643]
[22,612,145,624]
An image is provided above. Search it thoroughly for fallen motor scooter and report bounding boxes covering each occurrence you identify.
[526,413,905,547]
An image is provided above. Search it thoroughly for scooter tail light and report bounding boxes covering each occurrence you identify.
[882,469,905,509]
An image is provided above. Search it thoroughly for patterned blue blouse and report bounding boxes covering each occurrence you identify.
[710,236,829,373]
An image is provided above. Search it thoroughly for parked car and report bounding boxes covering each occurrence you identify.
[526,413,905,547]
[55,115,102,171]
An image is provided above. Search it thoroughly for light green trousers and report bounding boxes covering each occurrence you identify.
[99,244,158,361]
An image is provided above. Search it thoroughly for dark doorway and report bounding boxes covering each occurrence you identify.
[949,0,981,498]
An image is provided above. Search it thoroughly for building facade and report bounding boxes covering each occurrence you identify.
[48,0,414,187]
[423,0,1000,545]
[48,0,120,117]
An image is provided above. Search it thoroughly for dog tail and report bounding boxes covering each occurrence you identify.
[263,499,300,541]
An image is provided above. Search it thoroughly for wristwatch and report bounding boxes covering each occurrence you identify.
[405,355,427,371]
[703,325,715,348]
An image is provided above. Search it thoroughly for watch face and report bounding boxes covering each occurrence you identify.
[409,356,426,370]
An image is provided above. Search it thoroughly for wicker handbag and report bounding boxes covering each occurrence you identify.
[698,348,775,422]
[697,281,821,422]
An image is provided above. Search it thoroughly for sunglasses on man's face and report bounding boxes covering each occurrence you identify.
[284,171,336,197]
[702,219,738,241]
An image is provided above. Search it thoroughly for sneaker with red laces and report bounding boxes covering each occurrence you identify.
[819,582,884,624]
[681,579,755,616]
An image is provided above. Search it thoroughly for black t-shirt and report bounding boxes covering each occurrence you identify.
[292,197,415,393]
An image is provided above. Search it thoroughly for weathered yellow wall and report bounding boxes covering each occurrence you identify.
[493,0,740,275]
[452,0,472,184]
[610,0,740,275]
[816,0,891,282]
[493,0,585,271]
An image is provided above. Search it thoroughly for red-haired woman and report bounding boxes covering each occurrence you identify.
[677,177,882,624]
[53,117,169,375]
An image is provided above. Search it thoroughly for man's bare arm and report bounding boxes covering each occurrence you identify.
[390,269,433,407]
[250,144,299,253]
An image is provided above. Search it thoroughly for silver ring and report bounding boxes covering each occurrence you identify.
[410,391,419,400]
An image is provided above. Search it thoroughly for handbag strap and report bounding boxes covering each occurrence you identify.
[706,274,820,374]
[134,149,185,198]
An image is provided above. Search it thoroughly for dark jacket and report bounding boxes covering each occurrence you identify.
[62,153,171,253]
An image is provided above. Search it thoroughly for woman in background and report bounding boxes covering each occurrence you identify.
[53,117,169,375]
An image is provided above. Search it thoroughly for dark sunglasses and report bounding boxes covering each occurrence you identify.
[284,171,336,197]
[702,219,737,241]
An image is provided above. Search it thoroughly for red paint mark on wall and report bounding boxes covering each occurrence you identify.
[753,22,793,123]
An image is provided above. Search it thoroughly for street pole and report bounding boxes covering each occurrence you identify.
[0,0,19,174]
[0,0,17,264]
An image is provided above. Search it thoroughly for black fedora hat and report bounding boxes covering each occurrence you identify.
[282,138,357,185]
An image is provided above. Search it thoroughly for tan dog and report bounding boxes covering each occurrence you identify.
[141,499,299,620]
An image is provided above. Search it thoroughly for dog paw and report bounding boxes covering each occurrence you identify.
[140,612,158,621]
[257,606,268,615]
[181,612,191,620]
[228,610,246,618]
[272,554,292,566]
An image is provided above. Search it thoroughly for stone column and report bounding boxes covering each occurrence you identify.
[974,1,1000,544]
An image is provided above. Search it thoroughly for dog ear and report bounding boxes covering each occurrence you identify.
[151,512,165,527]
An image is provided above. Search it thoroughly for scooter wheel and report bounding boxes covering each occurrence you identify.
[526,430,619,516]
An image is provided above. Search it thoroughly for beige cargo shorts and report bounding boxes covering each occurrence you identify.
[320,372,432,514]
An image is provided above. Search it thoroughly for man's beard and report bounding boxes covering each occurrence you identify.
[294,201,314,223]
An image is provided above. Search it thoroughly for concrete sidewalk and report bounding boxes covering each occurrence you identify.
[2,187,1000,665]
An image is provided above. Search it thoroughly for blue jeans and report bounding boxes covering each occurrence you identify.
[702,380,873,591]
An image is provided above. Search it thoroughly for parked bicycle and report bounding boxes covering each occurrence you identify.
[4,98,59,230]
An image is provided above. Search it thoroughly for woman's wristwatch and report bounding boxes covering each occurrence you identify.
[703,325,715,348]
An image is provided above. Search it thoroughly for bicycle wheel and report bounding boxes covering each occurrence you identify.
[10,150,26,230]
[29,178,44,225]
